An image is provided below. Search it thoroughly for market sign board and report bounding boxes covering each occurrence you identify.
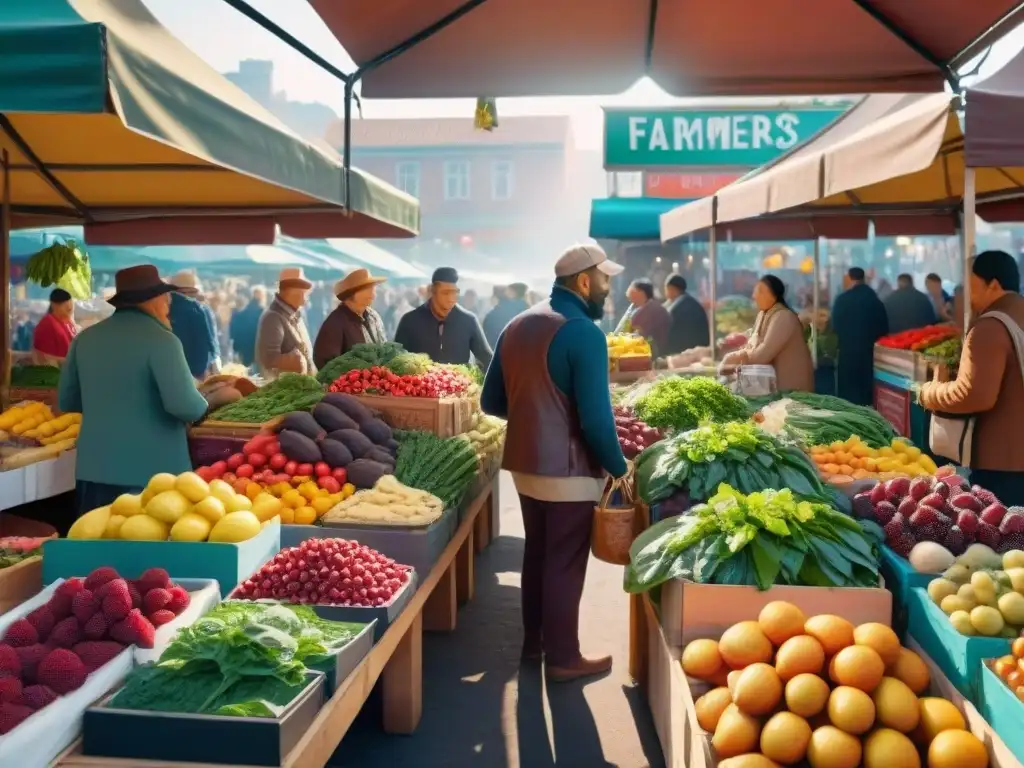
[644,172,741,199]
[603,107,847,170]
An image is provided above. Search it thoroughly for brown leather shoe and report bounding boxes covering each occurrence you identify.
[545,655,613,683]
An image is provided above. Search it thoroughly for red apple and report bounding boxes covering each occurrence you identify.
[314,462,331,477]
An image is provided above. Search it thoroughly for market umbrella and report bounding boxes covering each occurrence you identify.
[307,0,1023,98]
[0,0,419,244]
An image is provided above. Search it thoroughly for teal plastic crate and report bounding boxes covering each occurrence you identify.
[42,520,281,596]
[880,546,935,639]
[906,586,1009,700]
[979,661,1024,763]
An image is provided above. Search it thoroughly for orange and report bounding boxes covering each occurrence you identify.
[294,506,317,525]
[312,497,334,516]
[278,507,295,524]
[281,490,304,509]
[245,482,263,500]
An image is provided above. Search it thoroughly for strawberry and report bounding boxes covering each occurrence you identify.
[874,501,898,526]
[0,676,21,704]
[886,477,911,499]
[973,486,1000,507]
[932,482,952,500]
[4,619,37,648]
[920,493,946,510]
[149,609,176,627]
[956,510,979,535]
[36,648,87,694]
[142,588,171,616]
[165,586,190,615]
[982,504,1009,527]
[84,567,121,592]
[82,613,108,641]
[908,478,931,501]
[135,568,171,594]
[910,507,939,528]
[101,580,132,622]
[48,578,85,620]
[896,497,918,519]
[951,493,983,513]
[1001,513,1024,536]
[883,513,907,541]
[15,644,47,683]
[72,641,125,673]
[890,532,916,557]
[20,684,57,711]
[71,590,100,625]
[0,646,21,678]
[869,483,888,505]
[0,703,34,734]
[127,582,142,610]
[95,577,127,602]
[47,617,82,649]
[978,522,1002,550]
[25,606,54,643]
[109,610,155,649]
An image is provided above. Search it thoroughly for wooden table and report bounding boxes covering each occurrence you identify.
[57,472,500,768]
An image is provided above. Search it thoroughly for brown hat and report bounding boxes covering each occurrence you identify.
[278,267,312,291]
[334,267,387,298]
[107,265,177,308]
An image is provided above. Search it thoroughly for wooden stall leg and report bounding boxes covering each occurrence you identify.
[629,592,649,686]
[474,492,492,553]
[456,533,475,605]
[489,473,501,543]
[423,560,457,632]
[383,612,423,734]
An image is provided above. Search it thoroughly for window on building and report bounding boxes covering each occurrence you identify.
[492,160,514,200]
[395,161,421,198]
[444,160,471,200]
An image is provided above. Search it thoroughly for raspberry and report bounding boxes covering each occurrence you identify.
[15,644,47,683]
[25,606,55,644]
[149,609,176,627]
[165,586,190,615]
[0,676,21,704]
[142,588,171,616]
[1000,532,1024,554]
[918,524,946,543]
[0,703,34,734]
[36,648,87,694]
[71,589,99,625]
[1000,513,1024,535]
[956,510,979,535]
[84,567,121,592]
[0,645,21,678]
[101,580,132,622]
[883,513,907,541]
[4,619,37,648]
[973,486,1000,507]
[82,613,108,641]
[109,609,155,649]
[136,568,171,595]
[47,617,82,649]
[890,532,916,557]
[874,501,898,526]
[48,578,85,620]
[943,526,967,556]
[72,641,125,673]
[910,507,939,528]
[978,522,1002,550]
[20,684,57,711]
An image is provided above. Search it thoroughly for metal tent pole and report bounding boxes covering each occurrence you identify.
[812,237,821,368]
[962,167,977,330]
[708,200,718,366]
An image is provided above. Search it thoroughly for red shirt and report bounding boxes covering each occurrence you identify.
[33,312,77,359]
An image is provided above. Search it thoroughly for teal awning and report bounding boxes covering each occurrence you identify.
[589,197,696,240]
[296,238,426,279]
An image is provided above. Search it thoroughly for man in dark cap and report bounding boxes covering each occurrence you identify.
[395,267,493,368]
[832,266,888,405]
[883,273,936,334]
[663,274,710,355]
[58,265,209,514]
[921,251,1024,504]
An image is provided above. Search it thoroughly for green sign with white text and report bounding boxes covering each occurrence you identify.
[603,107,847,170]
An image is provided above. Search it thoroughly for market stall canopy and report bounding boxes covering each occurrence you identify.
[308,0,1023,98]
[965,41,1024,170]
[660,91,1024,242]
[321,239,427,279]
[0,0,419,243]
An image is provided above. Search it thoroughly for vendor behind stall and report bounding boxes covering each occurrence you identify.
[58,266,210,514]
[313,268,388,368]
[832,267,889,405]
[255,268,316,376]
[31,288,77,366]
[720,275,814,392]
[663,275,709,355]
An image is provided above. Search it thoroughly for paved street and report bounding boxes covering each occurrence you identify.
[334,472,665,767]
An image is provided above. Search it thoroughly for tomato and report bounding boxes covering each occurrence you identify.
[331,467,348,484]
[233,478,251,495]
[248,452,267,468]
[226,453,246,470]
[296,463,314,477]
[318,476,341,494]
[269,453,288,471]
[314,462,331,477]
[284,461,298,476]
[210,460,228,478]
[236,464,254,478]
[196,466,215,482]
[222,472,236,484]
[264,440,280,457]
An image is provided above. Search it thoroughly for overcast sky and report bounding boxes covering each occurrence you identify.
[144,0,1024,149]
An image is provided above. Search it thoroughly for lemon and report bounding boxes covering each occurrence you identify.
[170,512,213,542]
[209,510,262,543]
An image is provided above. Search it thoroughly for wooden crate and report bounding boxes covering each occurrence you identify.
[0,557,44,615]
[189,415,283,439]
[351,395,474,437]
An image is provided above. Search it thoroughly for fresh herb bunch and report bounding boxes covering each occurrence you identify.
[316,342,406,384]
[394,430,480,508]
[920,336,962,368]
[209,373,323,423]
[624,483,883,593]
[385,352,432,376]
[636,421,838,507]
[9,365,61,388]
[747,391,898,449]
[633,376,750,432]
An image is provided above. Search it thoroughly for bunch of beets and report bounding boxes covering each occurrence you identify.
[852,470,1021,556]
[234,538,411,607]
[328,366,471,398]
[0,566,190,734]
[612,405,663,459]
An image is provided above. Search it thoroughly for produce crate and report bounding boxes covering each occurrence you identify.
[873,345,930,382]
[42,520,281,597]
[0,450,76,511]
[307,618,375,694]
[82,672,326,766]
[6,387,58,410]
[906,586,1010,699]
[0,595,133,768]
[659,578,893,648]
[879,546,934,638]
[188,414,283,439]
[349,393,473,437]
[288,508,457,578]
[188,434,246,468]
[979,662,1024,766]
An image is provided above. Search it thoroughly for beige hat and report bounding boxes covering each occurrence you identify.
[278,267,312,290]
[170,269,203,295]
[554,243,624,278]
[334,267,387,298]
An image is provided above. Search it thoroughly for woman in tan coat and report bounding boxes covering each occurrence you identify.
[721,275,815,392]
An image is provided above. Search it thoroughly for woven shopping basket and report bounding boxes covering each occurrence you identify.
[591,473,642,565]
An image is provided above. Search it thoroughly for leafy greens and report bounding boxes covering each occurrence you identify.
[632,376,750,432]
[624,483,883,593]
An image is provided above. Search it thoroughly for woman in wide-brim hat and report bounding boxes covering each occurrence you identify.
[313,267,389,369]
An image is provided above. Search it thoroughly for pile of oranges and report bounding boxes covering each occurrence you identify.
[810,436,939,483]
[238,476,356,525]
